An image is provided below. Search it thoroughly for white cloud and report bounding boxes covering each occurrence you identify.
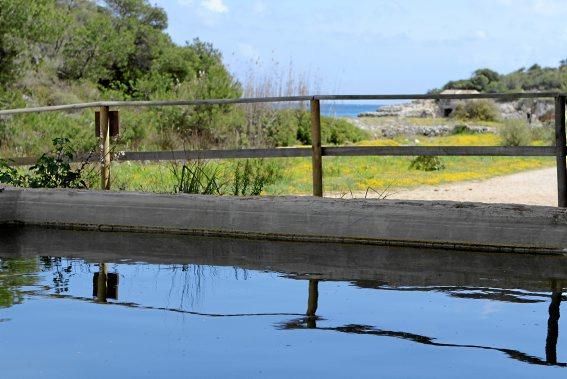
[202,0,229,13]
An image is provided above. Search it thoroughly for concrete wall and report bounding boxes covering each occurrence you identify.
[3,187,567,252]
[0,187,18,223]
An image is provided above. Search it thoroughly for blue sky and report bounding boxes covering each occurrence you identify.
[153,0,567,94]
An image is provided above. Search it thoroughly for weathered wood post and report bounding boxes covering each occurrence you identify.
[310,99,323,197]
[99,106,111,190]
[555,96,566,207]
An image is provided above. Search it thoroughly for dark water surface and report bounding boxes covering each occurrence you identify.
[0,227,566,378]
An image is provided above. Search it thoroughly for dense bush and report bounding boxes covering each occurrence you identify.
[409,156,445,171]
[231,159,281,196]
[530,125,554,146]
[499,120,532,146]
[452,100,500,121]
[0,138,94,188]
[266,109,369,147]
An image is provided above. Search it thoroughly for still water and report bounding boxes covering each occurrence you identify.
[0,227,566,378]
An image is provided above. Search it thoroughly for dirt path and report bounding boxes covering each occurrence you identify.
[377,168,557,206]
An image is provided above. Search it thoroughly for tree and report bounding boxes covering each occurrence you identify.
[0,0,63,84]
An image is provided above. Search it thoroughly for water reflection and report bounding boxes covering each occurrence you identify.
[0,254,564,369]
[546,281,562,364]
[282,278,567,367]
[0,259,38,308]
[93,263,118,302]
[0,236,566,367]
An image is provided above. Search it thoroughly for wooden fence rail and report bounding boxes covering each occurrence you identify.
[1,93,566,206]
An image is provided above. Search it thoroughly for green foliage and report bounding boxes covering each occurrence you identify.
[171,158,281,196]
[172,160,224,195]
[452,124,473,135]
[530,125,554,146]
[499,120,532,147]
[231,159,281,196]
[0,111,95,156]
[452,100,500,121]
[322,117,370,145]
[0,159,24,186]
[409,156,445,171]
[0,0,64,84]
[441,63,567,93]
[0,138,93,189]
[266,109,369,147]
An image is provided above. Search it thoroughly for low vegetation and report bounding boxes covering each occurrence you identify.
[170,158,281,196]
[0,138,96,188]
[452,100,500,122]
[498,120,532,147]
[103,133,554,196]
[409,156,445,171]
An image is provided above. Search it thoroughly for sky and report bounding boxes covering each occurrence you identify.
[153,0,567,95]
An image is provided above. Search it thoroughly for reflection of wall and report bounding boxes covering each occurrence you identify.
[4,228,567,292]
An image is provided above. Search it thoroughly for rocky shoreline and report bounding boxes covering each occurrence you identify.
[348,118,493,138]
[357,98,554,121]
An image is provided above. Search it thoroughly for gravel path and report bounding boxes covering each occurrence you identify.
[382,167,558,206]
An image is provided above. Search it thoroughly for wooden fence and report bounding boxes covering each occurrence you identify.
[0,92,565,206]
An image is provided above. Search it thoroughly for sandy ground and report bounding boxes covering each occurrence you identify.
[370,167,558,206]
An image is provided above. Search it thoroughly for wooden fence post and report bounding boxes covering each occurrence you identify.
[555,96,566,207]
[310,99,323,197]
[99,106,111,190]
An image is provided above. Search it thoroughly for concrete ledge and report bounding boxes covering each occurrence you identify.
[2,187,567,252]
[0,188,18,223]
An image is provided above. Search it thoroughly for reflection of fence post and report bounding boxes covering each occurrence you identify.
[96,262,107,303]
[310,99,323,197]
[546,280,562,364]
[555,96,566,207]
[306,279,319,316]
[100,106,111,190]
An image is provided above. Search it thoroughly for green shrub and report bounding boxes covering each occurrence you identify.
[231,159,281,196]
[322,118,370,145]
[0,138,94,189]
[409,156,445,171]
[0,159,24,186]
[267,109,369,147]
[452,100,500,121]
[530,125,554,146]
[499,120,532,146]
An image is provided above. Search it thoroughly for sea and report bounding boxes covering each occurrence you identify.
[272,103,382,118]
[320,103,382,118]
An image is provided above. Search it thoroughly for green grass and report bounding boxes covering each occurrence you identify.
[356,116,502,128]
[109,133,555,195]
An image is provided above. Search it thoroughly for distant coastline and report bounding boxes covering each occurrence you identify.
[320,103,381,118]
